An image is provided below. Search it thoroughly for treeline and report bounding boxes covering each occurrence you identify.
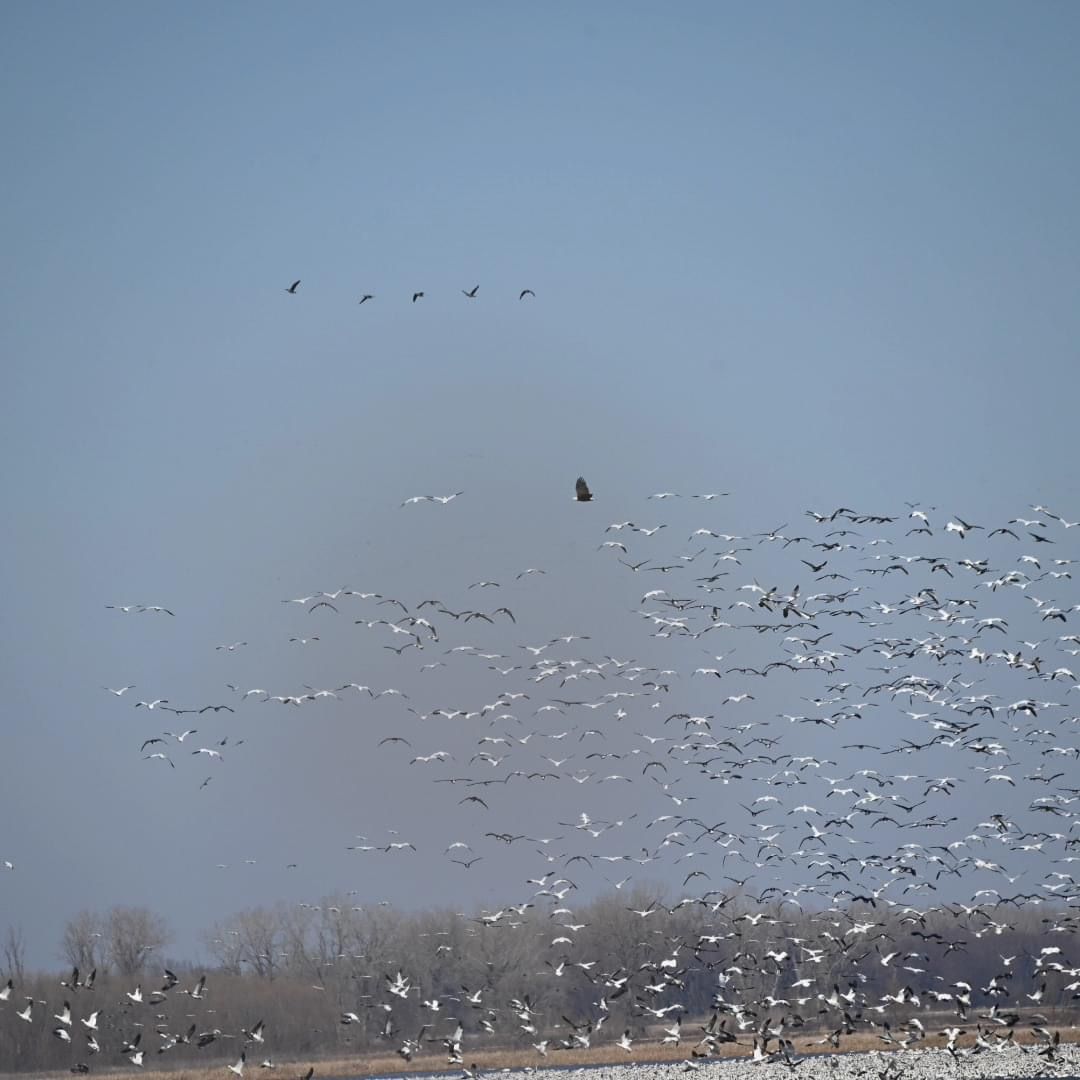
[0,891,1076,1074]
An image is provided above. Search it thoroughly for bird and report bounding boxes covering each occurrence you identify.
[412,292,424,303]
[575,477,594,502]
[463,285,479,298]
[286,280,300,294]
[358,294,373,304]
[519,289,535,300]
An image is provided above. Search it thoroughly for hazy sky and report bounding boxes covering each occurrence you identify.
[2,2,1079,968]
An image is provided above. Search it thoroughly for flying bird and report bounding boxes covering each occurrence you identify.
[519,289,535,300]
[463,285,479,298]
[575,477,593,502]
[286,280,300,294]
[412,292,424,303]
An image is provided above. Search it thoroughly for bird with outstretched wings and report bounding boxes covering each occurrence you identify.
[575,477,593,502]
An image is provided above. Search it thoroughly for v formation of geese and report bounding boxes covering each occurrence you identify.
[28,483,1080,1073]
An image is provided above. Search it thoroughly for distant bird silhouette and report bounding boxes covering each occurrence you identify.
[519,289,535,300]
[412,292,424,303]
[358,295,373,305]
[463,285,479,298]
[286,280,300,294]
[575,477,593,502]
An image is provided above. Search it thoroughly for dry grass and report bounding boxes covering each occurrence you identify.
[14,1024,1080,1080]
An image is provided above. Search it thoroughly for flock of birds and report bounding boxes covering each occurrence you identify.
[283,281,536,304]
[0,968,312,1079]
[7,477,1080,1078]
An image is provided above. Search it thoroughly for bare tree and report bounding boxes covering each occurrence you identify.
[60,909,105,972]
[106,905,170,976]
[1,924,26,983]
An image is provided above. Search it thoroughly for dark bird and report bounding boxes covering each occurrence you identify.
[519,289,535,300]
[412,292,424,303]
[463,285,479,298]
[286,280,300,294]
[575,477,593,502]
[358,294,373,305]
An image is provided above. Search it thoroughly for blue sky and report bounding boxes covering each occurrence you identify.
[2,2,1079,967]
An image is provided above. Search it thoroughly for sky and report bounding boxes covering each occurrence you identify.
[2,2,1079,969]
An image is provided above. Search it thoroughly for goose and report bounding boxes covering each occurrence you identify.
[228,1053,246,1077]
[165,729,198,742]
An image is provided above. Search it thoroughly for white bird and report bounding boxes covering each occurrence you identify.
[228,1052,246,1077]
